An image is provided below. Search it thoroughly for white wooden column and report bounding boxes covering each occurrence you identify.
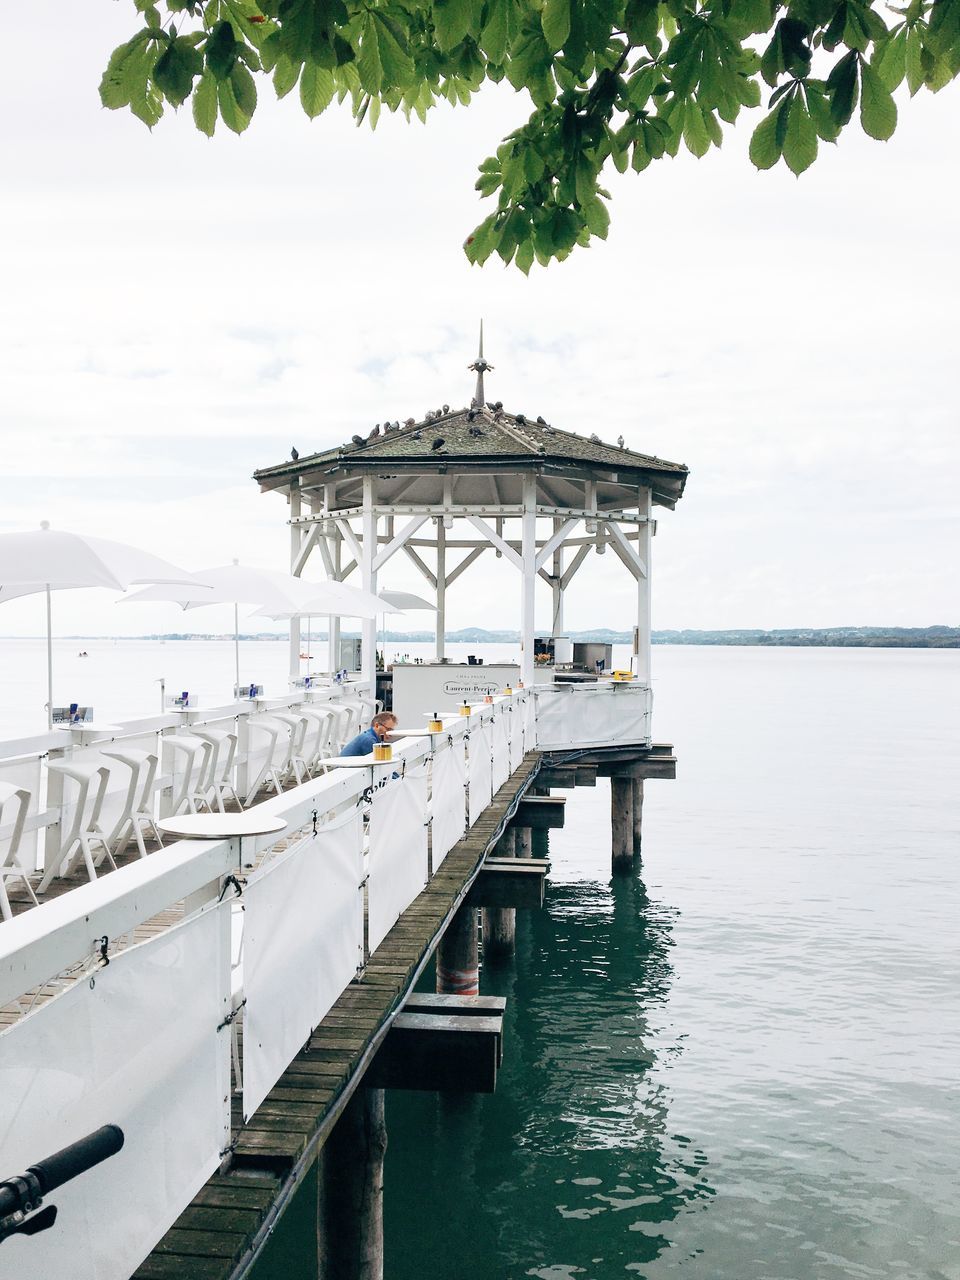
[551,516,564,637]
[635,487,653,683]
[520,474,537,686]
[328,523,342,674]
[288,479,302,681]
[361,476,378,686]
[436,518,446,662]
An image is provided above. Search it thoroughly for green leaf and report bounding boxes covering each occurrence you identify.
[433,0,475,52]
[904,26,924,94]
[300,62,335,116]
[827,49,859,125]
[748,105,783,167]
[515,236,535,274]
[806,81,840,139]
[874,26,907,90]
[464,213,499,264]
[100,31,154,109]
[541,0,572,52]
[206,20,238,79]
[218,64,256,132]
[481,0,513,62]
[581,195,610,238]
[682,99,711,156]
[273,53,302,98]
[624,0,661,48]
[192,68,218,134]
[782,96,818,172]
[357,11,414,95]
[153,37,204,107]
[859,59,897,137]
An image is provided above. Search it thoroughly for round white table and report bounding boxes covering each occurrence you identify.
[325,754,399,769]
[157,812,288,840]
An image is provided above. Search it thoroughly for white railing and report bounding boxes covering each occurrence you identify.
[0,680,376,909]
[0,679,651,1280]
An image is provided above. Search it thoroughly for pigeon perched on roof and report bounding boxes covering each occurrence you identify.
[369,424,380,439]
[404,417,416,427]
[617,435,625,448]
[466,408,477,421]
[515,413,526,425]
[431,437,445,451]
[442,403,450,413]
[590,433,601,442]
[351,434,365,446]
[536,415,547,425]
[291,446,299,460]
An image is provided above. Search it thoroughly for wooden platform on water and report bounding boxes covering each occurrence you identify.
[132,751,543,1280]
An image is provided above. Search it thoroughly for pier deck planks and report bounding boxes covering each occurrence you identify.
[131,752,542,1280]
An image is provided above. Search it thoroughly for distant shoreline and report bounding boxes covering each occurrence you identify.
[5,627,958,649]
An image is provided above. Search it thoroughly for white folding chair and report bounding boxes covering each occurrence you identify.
[39,762,116,892]
[193,728,242,813]
[164,735,215,816]
[101,748,164,860]
[0,782,39,920]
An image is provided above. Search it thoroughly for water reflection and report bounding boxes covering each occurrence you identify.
[385,839,714,1279]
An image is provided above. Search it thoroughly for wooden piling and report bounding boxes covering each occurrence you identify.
[631,777,644,858]
[514,826,533,858]
[482,829,516,961]
[317,1087,387,1280]
[610,776,634,873]
[437,900,480,995]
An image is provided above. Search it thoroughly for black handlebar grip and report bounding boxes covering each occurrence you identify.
[27,1125,124,1196]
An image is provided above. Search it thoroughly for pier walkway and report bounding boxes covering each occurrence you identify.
[0,679,659,1280]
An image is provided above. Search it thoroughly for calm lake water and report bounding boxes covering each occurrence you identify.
[382,646,960,1280]
[2,640,956,1278]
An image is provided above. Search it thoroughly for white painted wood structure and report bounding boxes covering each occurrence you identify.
[254,340,688,687]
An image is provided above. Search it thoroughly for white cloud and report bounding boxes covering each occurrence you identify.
[1,5,957,636]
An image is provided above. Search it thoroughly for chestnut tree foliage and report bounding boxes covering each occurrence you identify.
[102,0,960,269]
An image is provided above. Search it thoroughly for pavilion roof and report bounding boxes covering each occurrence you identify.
[255,405,688,507]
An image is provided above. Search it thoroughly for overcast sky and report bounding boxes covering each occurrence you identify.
[1,4,957,638]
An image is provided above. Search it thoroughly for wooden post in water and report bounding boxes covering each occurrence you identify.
[318,1087,387,1280]
[611,775,634,873]
[515,826,533,858]
[437,901,480,994]
[482,828,516,960]
[632,777,644,859]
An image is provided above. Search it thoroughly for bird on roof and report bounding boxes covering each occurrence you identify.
[431,437,445,451]
[617,435,625,448]
[466,408,477,421]
[351,434,365,446]
[536,415,547,425]
[590,433,601,442]
[486,401,496,410]
[369,424,380,439]
[442,403,450,413]
[515,413,526,425]
[494,400,503,410]
[404,417,416,427]
[291,446,299,460]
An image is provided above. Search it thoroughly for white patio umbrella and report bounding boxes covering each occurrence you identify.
[0,521,202,728]
[374,589,438,663]
[249,581,403,672]
[377,590,438,612]
[120,562,372,692]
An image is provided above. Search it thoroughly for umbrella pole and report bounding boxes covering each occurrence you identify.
[234,603,240,696]
[45,585,53,730]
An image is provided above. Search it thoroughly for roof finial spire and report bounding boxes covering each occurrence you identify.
[468,320,493,408]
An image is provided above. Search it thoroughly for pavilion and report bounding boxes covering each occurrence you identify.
[253,336,688,689]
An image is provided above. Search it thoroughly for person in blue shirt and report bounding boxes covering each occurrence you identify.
[340,711,398,757]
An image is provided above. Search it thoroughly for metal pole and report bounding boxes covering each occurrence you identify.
[234,603,240,695]
[45,584,53,729]
[436,518,446,662]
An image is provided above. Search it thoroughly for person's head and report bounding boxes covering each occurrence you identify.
[372,712,397,740]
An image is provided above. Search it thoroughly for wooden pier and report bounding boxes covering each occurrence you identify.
[133,753,544,1280]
